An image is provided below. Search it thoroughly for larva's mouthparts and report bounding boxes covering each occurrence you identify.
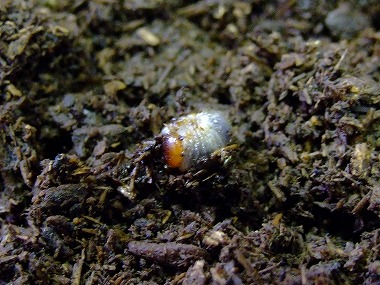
[160,111,231,171]
[162,135,184,169]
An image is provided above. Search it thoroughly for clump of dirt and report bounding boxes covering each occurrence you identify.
[1,0,380,284]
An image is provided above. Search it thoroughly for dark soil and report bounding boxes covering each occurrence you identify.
[1,0,380,284]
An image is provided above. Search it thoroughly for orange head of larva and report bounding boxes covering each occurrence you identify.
[162,135,184,169]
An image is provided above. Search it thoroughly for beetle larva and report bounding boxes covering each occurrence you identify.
[160,111,231,171]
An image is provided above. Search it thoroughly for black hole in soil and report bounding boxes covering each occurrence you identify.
[0,195,30,227]
[312,206,361,241]
[41,129,73,159]
[372,12,380,30]
[216,91,232,105]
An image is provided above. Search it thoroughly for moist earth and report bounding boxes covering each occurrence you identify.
[1,0,380,284]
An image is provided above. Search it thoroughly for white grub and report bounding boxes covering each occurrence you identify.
[160,111,231,171]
